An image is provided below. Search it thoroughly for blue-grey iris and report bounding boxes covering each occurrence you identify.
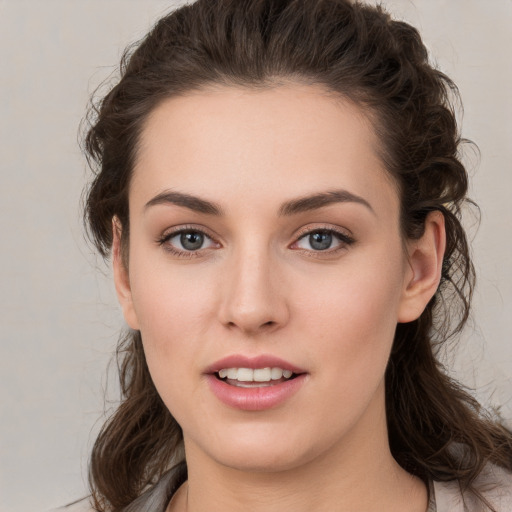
[310,231,332,250]
[181,232,204,250]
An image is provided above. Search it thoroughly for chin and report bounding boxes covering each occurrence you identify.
[188,424,326,474]
[214,447,310,474]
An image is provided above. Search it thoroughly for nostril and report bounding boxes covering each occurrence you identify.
[223,320,278,336]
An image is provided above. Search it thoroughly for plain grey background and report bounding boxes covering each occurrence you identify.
[1,1,511,511]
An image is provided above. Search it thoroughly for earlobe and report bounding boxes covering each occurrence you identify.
[112,217,140,330]
[397,211,446,323]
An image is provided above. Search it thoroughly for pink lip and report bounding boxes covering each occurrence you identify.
[204,354,308,411]
[204,354,306,374]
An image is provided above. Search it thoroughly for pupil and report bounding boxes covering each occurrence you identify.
[181,232,204,250]
[310,231,332,250]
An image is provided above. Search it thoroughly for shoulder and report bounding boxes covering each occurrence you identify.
[434,464,512,512]
[47,463,186,512]
[47,497,95,512]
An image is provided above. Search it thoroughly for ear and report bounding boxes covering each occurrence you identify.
[398,211,446,323]
[112,217,140,330]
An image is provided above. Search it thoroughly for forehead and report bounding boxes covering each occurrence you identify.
[131,84,398,216]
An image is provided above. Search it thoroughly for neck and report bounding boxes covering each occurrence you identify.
[172,384,427,512]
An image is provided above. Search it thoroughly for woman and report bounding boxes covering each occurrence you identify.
[73,0,512,510]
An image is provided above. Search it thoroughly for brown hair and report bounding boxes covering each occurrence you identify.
[82,0,512,510]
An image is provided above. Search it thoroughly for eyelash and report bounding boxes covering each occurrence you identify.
[292,225,355,257]
[156,225,355,258]
[157,225,218,259]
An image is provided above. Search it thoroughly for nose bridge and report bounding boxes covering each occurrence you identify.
[219,238,288,334]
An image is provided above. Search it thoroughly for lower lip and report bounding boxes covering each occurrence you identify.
[205,374,307,411]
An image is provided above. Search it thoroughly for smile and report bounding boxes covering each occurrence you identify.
[217,367,295,386]
[206,356,307,410]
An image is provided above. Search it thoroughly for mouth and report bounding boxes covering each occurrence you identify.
[205,355,307,410]
[214,367,300,388]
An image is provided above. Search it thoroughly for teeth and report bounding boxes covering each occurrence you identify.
[217,367,295,382]
[227,368,238,379]
[237,368,254,382]
[271,367,283,380]
[253,368,271,382]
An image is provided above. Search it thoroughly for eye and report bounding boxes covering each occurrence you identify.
[293,228,354,252]
[158,228,218,256]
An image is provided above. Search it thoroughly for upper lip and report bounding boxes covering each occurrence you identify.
[205,354,307,375]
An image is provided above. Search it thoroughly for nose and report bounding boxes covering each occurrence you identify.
[217,245,290,335]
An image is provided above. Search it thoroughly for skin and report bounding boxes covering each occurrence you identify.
[113,83,445,512]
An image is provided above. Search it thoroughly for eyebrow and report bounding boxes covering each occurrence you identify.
[278,189,375,216]
[144,191,224,215]
[144,188,374,216]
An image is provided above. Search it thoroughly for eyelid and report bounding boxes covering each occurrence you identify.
[156,223,354,258]
[158,223,216,239]
[290,224,355,255]
[157,224,221,257]
[293,223,354,241]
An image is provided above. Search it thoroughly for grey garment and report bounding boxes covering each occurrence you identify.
[428,481,437,512]
[52,463,512,512]
[50,463,186,512]
[432,464,512,512]
[122,463,187,512]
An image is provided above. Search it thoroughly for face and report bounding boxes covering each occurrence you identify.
[116,84,427,474]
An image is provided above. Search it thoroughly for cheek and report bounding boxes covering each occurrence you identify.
[291,273,402,445]
[297,253,406,375]
[128,253,218,374]
[129,270,216,422]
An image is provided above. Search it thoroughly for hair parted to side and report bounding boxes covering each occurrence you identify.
[82,0,512,510]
